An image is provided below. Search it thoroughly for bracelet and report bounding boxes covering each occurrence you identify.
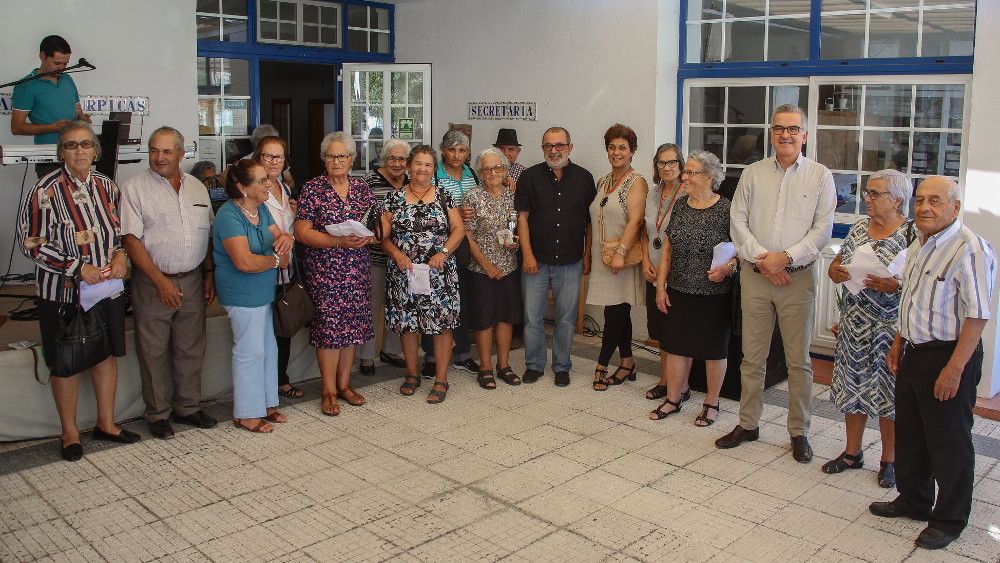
[273,253,280,269]
[728,261,737,276]
[615,249,627,257]
[784,251,794,265]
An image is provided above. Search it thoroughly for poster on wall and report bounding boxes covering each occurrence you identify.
[222,99,249,136]
[397,118,414,139]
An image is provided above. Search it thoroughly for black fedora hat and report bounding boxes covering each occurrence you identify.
[493,128,520,146]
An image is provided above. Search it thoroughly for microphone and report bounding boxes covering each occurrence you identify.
[78,58,96,70]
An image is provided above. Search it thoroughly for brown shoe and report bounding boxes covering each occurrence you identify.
[321,393,340,416]
[338,386,366,406]
[714,425,759,449]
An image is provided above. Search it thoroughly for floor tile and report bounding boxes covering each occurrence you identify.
[506,529,614,562]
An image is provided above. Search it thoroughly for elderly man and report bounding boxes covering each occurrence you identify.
[869,176,996,550]
[420,129,481,377]
[515,127,596,386]
[494,128,525,189]
[718,104,836,462]
[121,127,218,440]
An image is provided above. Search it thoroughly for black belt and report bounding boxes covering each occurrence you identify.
[746,260,813,274]
[905,339,957,349]
[162,268,199,279]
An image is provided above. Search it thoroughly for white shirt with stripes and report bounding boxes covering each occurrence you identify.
[899,219,997,344]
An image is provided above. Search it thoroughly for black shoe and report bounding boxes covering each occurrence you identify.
[149,419,175,440]
[421,362,436,380]
[172,410,218,429]
[92,426,142,444]
[454,358,480,373]
[868,501,931,521]
[522,369,543,384]
[360,362,375,376]
[915,527,958,550]
[379,352,407,368]
[715,425,759,449]
[791,435,813,463]
[60,442,83,462]
[554,371,570,387]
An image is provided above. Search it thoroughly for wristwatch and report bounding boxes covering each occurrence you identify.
[896,280,903,293]
[440,247,450,255]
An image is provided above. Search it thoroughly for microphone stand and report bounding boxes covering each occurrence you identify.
[0,62,95,89]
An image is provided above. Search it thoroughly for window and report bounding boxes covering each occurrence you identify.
[821,1,975,59]
[347,5,391,54]
[257,0,342,47]
[686,0,811,63]
[196,0,249,42]
[197,57,252,170]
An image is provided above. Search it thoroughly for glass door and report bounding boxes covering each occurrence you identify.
[342,63,431,176]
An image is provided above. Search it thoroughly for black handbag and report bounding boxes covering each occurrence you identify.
[361,201,384,242]
[272,257,315,338]
[51,273,112,377]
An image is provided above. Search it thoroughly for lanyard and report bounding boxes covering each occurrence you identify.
[606,166,633,196]
[655,181,681,233]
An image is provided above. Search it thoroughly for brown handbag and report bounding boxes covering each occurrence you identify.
[599,187,642,267]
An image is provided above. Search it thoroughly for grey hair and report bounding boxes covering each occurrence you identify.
[380,138,411,163]
[943,177,961,201]
[190,160,216,178]
[687,150,725,191]
[251,124,280,146]
[440,129,470,149]
[772,104,808,131]
[544,126,571,144]
[319,131,356,161]
[57,121,101,161]
[868,169,912,211]
[150,126,184,152]
[474,147,510,173]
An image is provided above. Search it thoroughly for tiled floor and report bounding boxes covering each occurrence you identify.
[2,335,999,562]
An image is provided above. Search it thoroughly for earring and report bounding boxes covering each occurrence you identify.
[241,191,247,197]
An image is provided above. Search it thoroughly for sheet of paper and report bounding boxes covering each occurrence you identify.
[842,242,894,296]
[80,278,125,311]
[406,263,432,295]
[710,242,738,270]
[324,220,374,238]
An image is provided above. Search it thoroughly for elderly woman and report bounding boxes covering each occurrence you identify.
[380,145,465,404]
[464,148,523,389]
[651,150,737,426]
[215,160,293,433]
[251,135,302,399]
[294,131,377,416]
[824,169,914,488]
[642,143,685,401]
[358,139,410,374]
[16,121,136,460]
[191,160,220,189]
[587,124,648,391]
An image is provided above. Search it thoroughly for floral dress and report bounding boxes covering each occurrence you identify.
[297,175,377,349]
[383,188,461,335]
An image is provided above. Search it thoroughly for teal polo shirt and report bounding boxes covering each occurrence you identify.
[11,71,80,144]
[435,163,478,206]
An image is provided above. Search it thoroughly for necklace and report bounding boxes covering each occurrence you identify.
[688,192,719,209]
[408,183,433,203]
[600,166,632,207]
[235,199,259,219]
[652,181,681,250]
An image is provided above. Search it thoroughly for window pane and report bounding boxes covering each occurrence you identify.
[259,0,277,19]
[728,128,766,165]
[911,132,942,175]
[376,33,390,54]
[302,3,318,23]
[221,0,246,16]
[816,128,859,171]
[688,126,724,159]
[196,15,219,40]
[943,135,961,176]
[278,2,296,23]
[730,20,765,62]
[687,0,722,20]
[834,173,860,215]
[222,18,247,42]
[374,8,390,30]
[873,0,920,7]
[728,87,766,124]
[864,130,909,172]
[279,22,296,41]
[770,85,807,117]
[320,26,338,46]
[821,13,865,59]
[727,0,765,18]
[869,10,918,58]
[767,18,809,61]
[407,73,424,105]
[922,7,975,57]
[821,0,860,10]
[770,1,810,16]
[226,59,250,96]
[321,5,338,25]
[391,73,407,104]
[349,29,368,51]
[914,85,947,128]
[687,22,725,63]
[197,58,222,95]
[689,86,725,123]
[864,84,912,127]
[348,5,368,27]
[197,0,218,14]
[303,25,319,43]
[260,20,277,39]
[198,99,222,135]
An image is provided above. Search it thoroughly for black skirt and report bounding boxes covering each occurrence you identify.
[466,269,522,331]
[645,281,667,345]
[659,287,731,360]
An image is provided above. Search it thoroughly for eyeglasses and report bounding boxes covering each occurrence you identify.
[260,153,285,162]
[680,170,704,177]
[61,140,95,150]
[324,154,351,162]
[770,125,803,136]
[656,159,681,169]
[385,156,407,164]
[541,143,570,151]
[481,164,506,175]
[860,188,889,200]
[253,177,270,185]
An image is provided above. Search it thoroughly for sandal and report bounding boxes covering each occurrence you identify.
[694,404,719,427]
[320,393,340,417]
[278,385,304,398]
[645,384,667,400]
[650,398,681,420]
[233,418,274,433]
[477,370,497,390]
[606,364,637,385]
[593,368,609,392]
[265,409,288,423]
[427,381,449,404]
[400,375,421,396]
[878,461,896,488]
[496,367,521,386]
[338,386,366,406]
[821,451,864,474]
[679,388,691,403]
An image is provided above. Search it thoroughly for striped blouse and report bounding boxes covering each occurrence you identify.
[899,219,997,344]
[16,166,122,303]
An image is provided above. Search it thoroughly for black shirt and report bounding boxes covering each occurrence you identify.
[515,160,596,266]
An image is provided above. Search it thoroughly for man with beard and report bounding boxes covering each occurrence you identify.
[515,127,596,386]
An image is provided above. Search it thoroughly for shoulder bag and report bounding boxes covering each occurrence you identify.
[599,180,642,267]
[272,256,316,338]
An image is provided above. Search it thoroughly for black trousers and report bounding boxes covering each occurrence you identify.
[598,303,632,366]
[894,340,982,536]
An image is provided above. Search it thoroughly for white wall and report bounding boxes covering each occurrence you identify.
[0,0,198,278]
[961,2,1000,397]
